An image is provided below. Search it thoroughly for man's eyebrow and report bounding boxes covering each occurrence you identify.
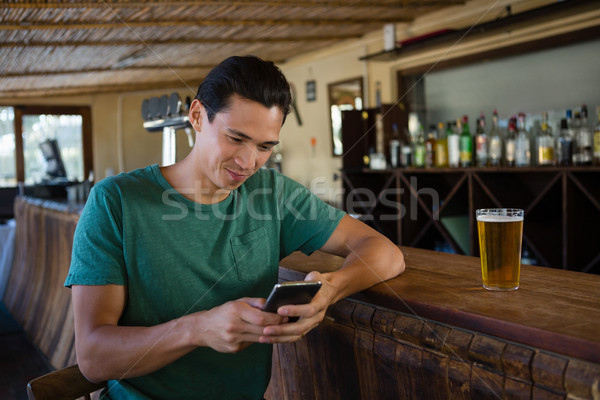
[227,128,279,146]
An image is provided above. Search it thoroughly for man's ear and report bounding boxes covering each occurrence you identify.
[189,99,203,132]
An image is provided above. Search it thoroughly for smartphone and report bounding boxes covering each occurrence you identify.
[263,281,322,322]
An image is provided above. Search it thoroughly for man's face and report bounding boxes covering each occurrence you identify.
[190,95,283,200]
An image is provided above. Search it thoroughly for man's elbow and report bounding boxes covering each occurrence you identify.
[76,347,110,384]
[77,358,106,384]
[370,235,404,281]
[389,245,405,278]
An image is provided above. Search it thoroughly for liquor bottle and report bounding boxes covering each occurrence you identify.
[594,106,600,166]
[504,117,517,167]
[488,110,502,167]
[515,113,530,167]
[400,126,413,168]
[435,122,448,168]
[459,115,473,167]
[389,123,401,168]
[475,112,488,167]
[556,118,573,166]
[413,124,426,168]
[536,112,555,166]
[572,111,582,165]
[566,109,573,129]
[573,105,593,166]
[581,104,593,165]
[447,121,460,168]
[530,120,541,166]
[425,125,437,168]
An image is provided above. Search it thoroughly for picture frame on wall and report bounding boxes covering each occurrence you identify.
[306,80,316,102]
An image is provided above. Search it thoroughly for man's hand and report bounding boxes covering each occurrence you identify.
[258,214,405,344]
[73,285,286,382]
[192,298,287,352]
[258,271,334,343]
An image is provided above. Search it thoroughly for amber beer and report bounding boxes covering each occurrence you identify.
[476,209,524,291]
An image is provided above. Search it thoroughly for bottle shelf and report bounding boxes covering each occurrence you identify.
[341,167,600,273]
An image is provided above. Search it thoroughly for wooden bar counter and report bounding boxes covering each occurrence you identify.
[5,196,600,399]
[267,249,600,400]
[3,196,82,369]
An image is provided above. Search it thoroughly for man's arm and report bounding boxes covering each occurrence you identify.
[260,214,404,342]
[72,284,285,383]
[313,213,405,303]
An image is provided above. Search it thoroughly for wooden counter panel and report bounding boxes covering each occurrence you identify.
[8,196,600,398]
[266,294,600,400]
[279,247,600,364]
[3,197,79,369]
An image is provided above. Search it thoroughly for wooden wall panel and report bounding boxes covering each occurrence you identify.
[503,344,534,382]
[420,350,449,400]
[470,365,504,400]
[294,335,315,400]
[354,328,377,399]
[395,342,423,400]
[446,358,471,400]
[531,351,567,394]
[372,334,402,399]
[564,359,600,399]
[265,342,284,400]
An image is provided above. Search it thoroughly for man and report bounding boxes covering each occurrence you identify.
[65,55,404,399]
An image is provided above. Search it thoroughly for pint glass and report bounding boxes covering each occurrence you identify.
[476,209,524,291]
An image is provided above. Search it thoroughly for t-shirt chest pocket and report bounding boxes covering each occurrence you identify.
[230,227,271,282]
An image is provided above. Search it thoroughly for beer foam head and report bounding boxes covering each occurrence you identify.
[477,214,523,222]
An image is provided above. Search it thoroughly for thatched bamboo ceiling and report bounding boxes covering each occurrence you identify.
[0,0,466,98]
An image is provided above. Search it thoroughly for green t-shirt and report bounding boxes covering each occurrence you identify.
[65,164,345,400]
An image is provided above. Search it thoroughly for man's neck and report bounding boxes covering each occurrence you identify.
[160,157,230,205]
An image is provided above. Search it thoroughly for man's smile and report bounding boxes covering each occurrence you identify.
[226,168,249,181]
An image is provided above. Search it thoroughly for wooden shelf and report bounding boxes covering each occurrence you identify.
[342,167,600,273]
[359,0,600,72]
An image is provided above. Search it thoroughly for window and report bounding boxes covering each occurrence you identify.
[0,105,92,188]
[0,107,16,186]
[22,114,84,184]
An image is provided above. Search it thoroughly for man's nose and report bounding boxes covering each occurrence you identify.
[235,144,257,170]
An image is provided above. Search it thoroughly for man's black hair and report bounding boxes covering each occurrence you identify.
[195,55,292,125]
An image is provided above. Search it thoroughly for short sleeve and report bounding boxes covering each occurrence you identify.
[64,184,128,287]
[277,174,345,258]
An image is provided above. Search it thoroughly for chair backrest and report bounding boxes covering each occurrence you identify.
[27,364,106,400]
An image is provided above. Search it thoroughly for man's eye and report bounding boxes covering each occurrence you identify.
[228,136,243,143]
[259,145,273,152]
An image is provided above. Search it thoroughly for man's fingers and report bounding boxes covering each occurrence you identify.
[258,332,303,344]
[241,297,266,310]
[236,298,286,326]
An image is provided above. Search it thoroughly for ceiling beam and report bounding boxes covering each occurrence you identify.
[1,0,463,10]
[0,79,205,99]
[0,65,218,78]
[0,17,411,31]
[0,35,358,48]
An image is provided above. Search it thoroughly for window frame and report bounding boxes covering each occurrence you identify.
[13,105,93,183]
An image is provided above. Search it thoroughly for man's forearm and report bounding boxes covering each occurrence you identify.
[78,315,197,383]
[322,236,404,304]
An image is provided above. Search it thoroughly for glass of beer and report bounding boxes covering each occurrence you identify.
[476,208,524,291]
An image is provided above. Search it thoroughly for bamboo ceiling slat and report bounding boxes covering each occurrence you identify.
[0,17,410,30]
[0,34,363,48]
[0,0,470,97]
[1,1,464,10]
[0,79,204,99]
[0,65,214,78]
[1,8,417,23]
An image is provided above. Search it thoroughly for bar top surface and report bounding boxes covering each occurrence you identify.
[279,246,600,364]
